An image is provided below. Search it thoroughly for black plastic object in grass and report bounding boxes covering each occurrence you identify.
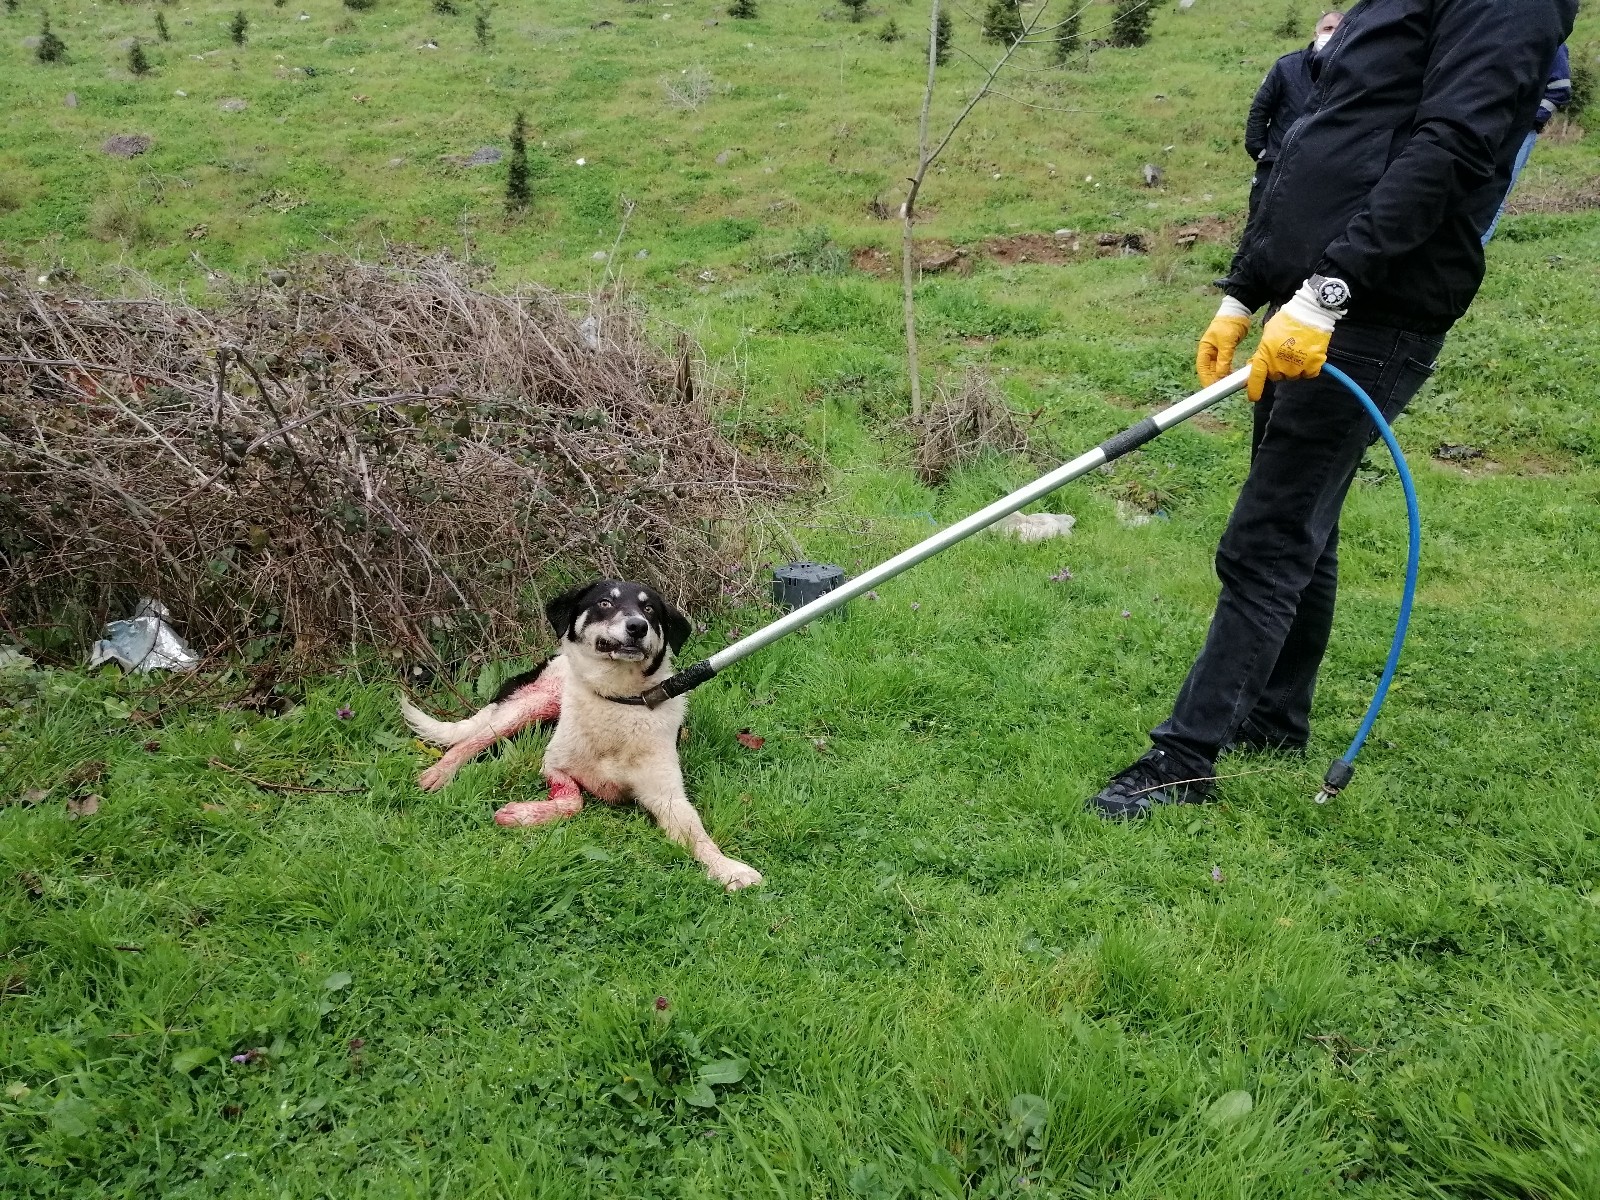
[772,562,846,616]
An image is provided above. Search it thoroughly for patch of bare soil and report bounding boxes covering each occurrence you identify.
[854,218,1239,277]
[1506,176,1600,216]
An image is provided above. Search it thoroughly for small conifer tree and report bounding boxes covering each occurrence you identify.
[934,8,952,65]
[128,38,150,74]
[981,0,1023,46]
[36,14,67,62]
[1110,0,1158,48]
[155,10,170,40]
[840,0,868,23]
[432,0,457,13]
[506,111,530,210]
[229,10,248,45]
[1052,3,1080,64]
[877,17,900,41]
[474,6,489,48]
[728,0,756,17]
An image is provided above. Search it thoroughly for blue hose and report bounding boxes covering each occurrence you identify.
[1315,363,1421,801]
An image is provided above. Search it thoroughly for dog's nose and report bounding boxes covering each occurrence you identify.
[624,617,649,640]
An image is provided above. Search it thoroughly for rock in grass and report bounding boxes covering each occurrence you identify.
[218,97,248,112]
[103,134,153,158]
[64,91,78,108]
[463,146,502,166]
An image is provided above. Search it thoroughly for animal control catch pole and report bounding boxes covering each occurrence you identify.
[642,366,1252,708]
[644,362,1426,806]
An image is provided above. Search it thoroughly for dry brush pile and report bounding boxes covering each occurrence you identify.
[0,254,794,663]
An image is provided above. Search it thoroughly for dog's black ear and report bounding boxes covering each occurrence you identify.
[545,583,592,640]
[662,601,693,653]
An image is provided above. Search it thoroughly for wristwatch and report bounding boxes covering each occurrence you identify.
[1307,273,1351,313]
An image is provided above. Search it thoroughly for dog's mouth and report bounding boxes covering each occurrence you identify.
[593,636,646,661]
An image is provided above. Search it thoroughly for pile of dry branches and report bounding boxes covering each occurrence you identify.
[910,366,1043,487]
[0,253,792,662]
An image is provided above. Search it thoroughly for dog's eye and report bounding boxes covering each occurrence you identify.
[597,600,612,610]
[642,604,654,614]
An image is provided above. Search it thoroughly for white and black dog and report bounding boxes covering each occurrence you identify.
[399,580,762,892]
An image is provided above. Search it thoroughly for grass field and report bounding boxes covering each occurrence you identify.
[5,0,1600,1196]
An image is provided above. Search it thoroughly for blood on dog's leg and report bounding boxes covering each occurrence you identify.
[633,769,762,892]
[511,667,564,725]
[416,694,548,791]
[494,769,584,826]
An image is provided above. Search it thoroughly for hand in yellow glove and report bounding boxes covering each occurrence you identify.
[1246,279,1344,402]
[1195,298,1254,386]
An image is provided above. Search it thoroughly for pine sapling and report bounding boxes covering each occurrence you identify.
[36,14,67,62]
[474,6,490,48]
[506,111,530,210]
[934,8,952,65]
[432,0,458,13]
[840,0,868,23]
[877,17,900,42]
[1053,3,1081,64]
[155,10,170,40]
[128,38,150,74]
[728,0,756,17]
[229,10,248,45]
[981,0,1023,46]
[1110,0,1158,48]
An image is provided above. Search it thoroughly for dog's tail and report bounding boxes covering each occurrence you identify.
[397,694,501,747]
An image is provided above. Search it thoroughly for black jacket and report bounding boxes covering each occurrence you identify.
[1225,0,1577,334]
[1245,45,1317,164]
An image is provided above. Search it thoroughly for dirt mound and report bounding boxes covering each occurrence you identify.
[854,219,1238,276]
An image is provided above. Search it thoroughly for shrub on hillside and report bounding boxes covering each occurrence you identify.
[344,0,377,12]
[1110,0,1159,48]
[1273,2,1300,39]
[229,10,248,44]
[154,11,170,41]
[36,15,67,63]
[982,0,1023,46]
[840,0,868,23]
[728,0,756,18]
[128,39,151,75]
[1053,3,1081,64]
[935,8,952,64]
[506,111,530,209]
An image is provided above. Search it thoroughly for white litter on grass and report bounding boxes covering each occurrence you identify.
[575,157,587,165]
[995,512,1076,543]
[88,599,199,673]
[577,314,601,349]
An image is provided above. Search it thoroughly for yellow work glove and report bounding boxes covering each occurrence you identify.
[1195,297,1254,386]
[1246,280,1343,402]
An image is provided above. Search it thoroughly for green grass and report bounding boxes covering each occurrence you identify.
[5,0,1600,1195]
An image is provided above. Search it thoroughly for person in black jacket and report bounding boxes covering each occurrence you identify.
[1088,0,1577,820]
[1244,10,1344,216]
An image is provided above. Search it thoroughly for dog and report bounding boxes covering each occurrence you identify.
[399,580,762,892]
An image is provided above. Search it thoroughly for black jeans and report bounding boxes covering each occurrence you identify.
[1150,320,1446,776]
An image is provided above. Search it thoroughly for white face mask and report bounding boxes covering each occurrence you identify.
[1313,32,1334,51]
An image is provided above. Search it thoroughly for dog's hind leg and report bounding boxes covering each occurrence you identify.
[493,769,584,826]
[416,690,553,792]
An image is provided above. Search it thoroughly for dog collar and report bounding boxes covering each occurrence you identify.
[600,693,648,706]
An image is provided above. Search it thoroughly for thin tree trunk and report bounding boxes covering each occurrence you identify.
[902,0,941,419]
[901,0,1044,419]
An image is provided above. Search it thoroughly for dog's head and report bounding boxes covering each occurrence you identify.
[545,580,691,674]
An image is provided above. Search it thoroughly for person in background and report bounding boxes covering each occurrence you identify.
[1244,10,1344,217]
[1481,44,1573,244]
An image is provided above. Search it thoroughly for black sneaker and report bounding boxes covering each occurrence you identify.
[1087,748,1215,821]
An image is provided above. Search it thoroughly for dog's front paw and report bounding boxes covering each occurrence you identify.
[708,857,763,892]
[494,798,582,826]
[417,764,451,792]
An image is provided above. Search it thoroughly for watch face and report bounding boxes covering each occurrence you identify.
[1315,277,1350,309]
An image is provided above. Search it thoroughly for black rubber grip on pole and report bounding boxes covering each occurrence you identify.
[1321,757,1355,795]
[1096,417,1162,464]
[641,660,719,709]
